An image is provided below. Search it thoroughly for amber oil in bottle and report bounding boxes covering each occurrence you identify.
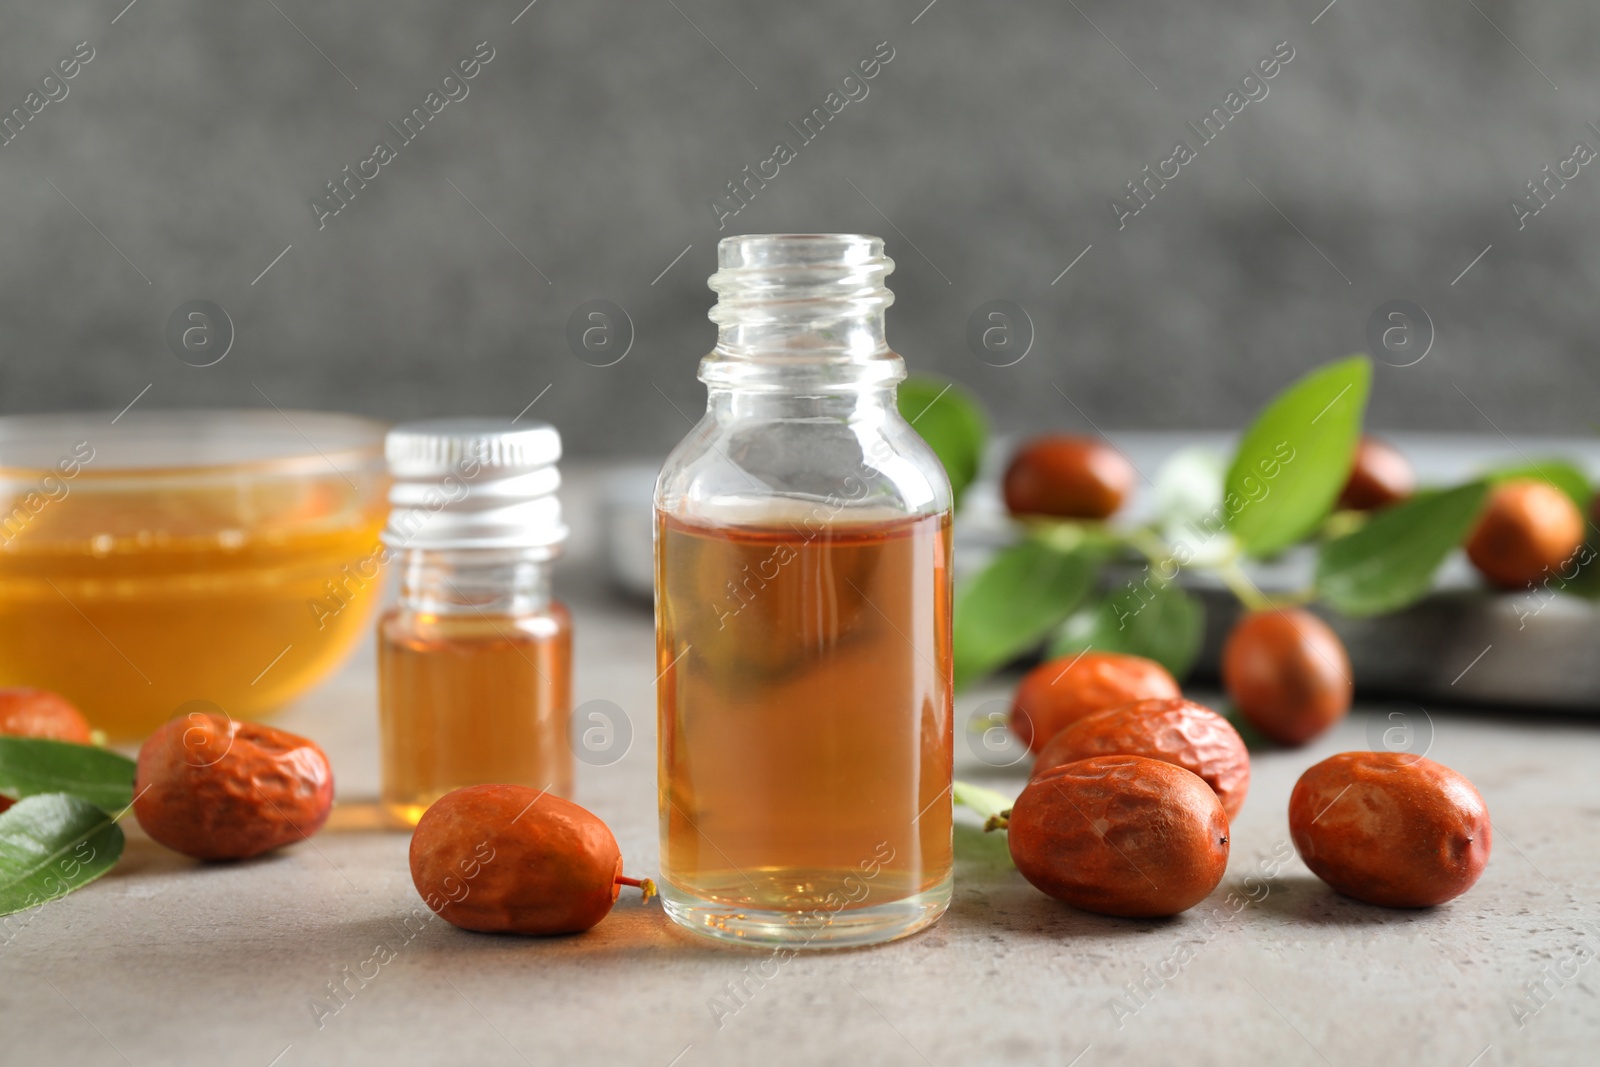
[655,234,955,948]
[376,420,571,826]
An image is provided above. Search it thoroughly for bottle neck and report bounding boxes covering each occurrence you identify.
[713,307,889,360]
[701,233,902,394]
[398,547,553,616]
[706,383,900,421]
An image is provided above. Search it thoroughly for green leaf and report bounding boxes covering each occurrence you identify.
[1484,460,1591,511]
[1047,580,1205,679]
[0,794,124,918]
[898,376,987,509]
[1315,482,1491,616]
[1226,356,1372,557]
[1560,543,1600,600]
[0,738,136,812]
[1026,518,1126,557]
[953,540,1098,688]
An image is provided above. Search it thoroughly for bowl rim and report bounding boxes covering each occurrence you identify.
[0,408,390,482]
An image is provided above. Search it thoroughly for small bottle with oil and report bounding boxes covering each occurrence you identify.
[377,420,571,826]
[655,234,954,947]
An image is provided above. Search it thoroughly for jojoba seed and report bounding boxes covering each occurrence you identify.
[1008,755,1229,918]
[1003,435,1135,520]
[1465,479,1584,590]
[0,687,93,744]
[1337,436,1415,511]
[411,784,650,936]
[1222,608,1351,747]
[133,713,334,861]
[1010,651,1180,752]
[1031,698,1250,820]
[1289,752,1491,908]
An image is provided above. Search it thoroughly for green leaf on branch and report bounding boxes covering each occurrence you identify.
[1047,580,1204,679]
[0,738,137,812]
[1226,355,1372,557]
[954,540,1099,688]
[1025,518,1125,557]
[898,376,987,508]
[0,794,124,918]
[1315,481,1490,616]
[1484,460,1591,511]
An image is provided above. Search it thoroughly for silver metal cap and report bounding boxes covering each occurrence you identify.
[383,419,566,553]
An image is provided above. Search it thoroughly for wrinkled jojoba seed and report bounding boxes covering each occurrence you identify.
[133,713,334,861]
[1031,698,1250,821]
[1007,755,1229,918]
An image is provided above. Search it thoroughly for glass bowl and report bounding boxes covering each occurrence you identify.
[0,410,389,740]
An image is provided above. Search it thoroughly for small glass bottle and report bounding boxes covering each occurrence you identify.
[655,234,954,947]
[377,419,571,826]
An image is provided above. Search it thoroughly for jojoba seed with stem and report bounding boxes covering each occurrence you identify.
[410,784,654,936]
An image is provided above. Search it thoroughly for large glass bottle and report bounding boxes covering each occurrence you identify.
[654,234,954,947]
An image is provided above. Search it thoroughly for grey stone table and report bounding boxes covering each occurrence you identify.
[5,467,1598,1067]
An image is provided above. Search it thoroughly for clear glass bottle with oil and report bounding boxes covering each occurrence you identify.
[377,420,571,826]
[655,234,954,947]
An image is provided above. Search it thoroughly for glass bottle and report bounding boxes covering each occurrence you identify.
[654,234,954,947]
[377,420,571,826]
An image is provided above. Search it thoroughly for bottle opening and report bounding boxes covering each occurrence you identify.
[715,233,886,272]
[706,233,896,365]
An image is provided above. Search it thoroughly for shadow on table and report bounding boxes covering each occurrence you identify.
[367,896,744,966]
[107,834,300,879]
[1245,874,1448,928]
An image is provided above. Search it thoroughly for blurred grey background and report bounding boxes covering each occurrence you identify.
[0,0,1595,455]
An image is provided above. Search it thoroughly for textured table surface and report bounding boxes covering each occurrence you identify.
[5,468,1598,1067]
